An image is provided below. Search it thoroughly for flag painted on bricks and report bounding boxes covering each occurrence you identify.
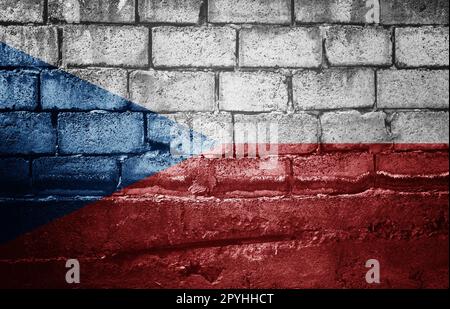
[0,0,449,288]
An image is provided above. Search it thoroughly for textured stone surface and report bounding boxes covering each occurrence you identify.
[295,0,376,23]
[380,0,449,25]
[378,70,449,109]
[0,112,56,154]
[63,26,149,67]
[152,27,236,68]
[41,69,129,110]
[0,0,44,23]
[130,70,215,112]
[219,72,288,112]
[0,71,38,110]
[0,26,58,66]
[208,0,291,24]
[239,27,321,68]
[33,157,119,194]
[325,26,392,66]
[138,0,203,23]
[48,0,135,23]
[58,112,145,154]
[395,27,449,67]
[293,69,375,110]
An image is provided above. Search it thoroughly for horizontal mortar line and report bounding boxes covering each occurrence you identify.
[1,229,448,263]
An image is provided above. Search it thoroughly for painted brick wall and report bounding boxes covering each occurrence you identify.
[0,0,448,288]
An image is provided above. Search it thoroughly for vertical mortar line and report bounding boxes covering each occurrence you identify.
[317,112,323,154]
[373,69,378,111]
[287,73,294,112]
[214,71,220,112]
[231,112,236,158]
[290,0,295,26]
[391,26,396,68]
[135,0,140,23]
[52,111,59,155]
[116,157,123,190]
[43,0,49,24]
[57,27,63,68]
[235,28,240,69]
[148,26,153,69]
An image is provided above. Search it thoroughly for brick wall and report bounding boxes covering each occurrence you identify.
[0,0,448,288]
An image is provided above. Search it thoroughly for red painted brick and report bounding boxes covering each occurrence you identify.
[293,152,374,194]
[376,152,449,191]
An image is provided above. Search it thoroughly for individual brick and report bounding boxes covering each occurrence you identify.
[219,72,288,112]
[191,113,234,157]
[41,69,128,110]
[58,112,144,154]
[48,0,135,23]
[0,112,56,154]
[0,0,44,23]
[395,27,449,67]
[378,70,449,109]
[295,0,377,23]
[130,70,215,112]
[0,71,38,110]
[208,0,291,24]
[147,113,190,147]
[0,158,30,195]
[320,111,392,150]
[293,152,374,194]
[239,27,321,68]
[325,26,392,66]
[212,157,291,197]
[293,69,375,110]
[63,26,149,67]
[390,111,449,149]
[33,157,119,194]
[376,152,449,191]
[0,26,58,67]
[152,27,236,68]
[380,0,449,25]
[234,113,318,155]
[138,0,203,24]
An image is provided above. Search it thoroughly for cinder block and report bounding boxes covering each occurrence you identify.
[152,26,236,68]
[293,69,375,110]
[208,0,291,24]
[33,156,119,194]
[295,0,376,23]
[63,25,149,67]
[41,69,128,110]
[325,26,392,66]
[219,72,288,112]
[0,0,44,23]
[378,70,449,109]
[380,0,449,25]
[0,26,58,67]
[0,112,56,154]
[239,27,321,68]
[130,70,215,112]
[48,0,135,23]
[0,71,38,110]
[395,27,449,67]
[58,112,145,154]
[138,0,203,23]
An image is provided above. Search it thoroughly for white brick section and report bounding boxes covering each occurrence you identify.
[391,111,449,144]
[191,112,234,156]
[152,27,236,68]
[321,111,391,144]
[234,113,318,154]
[138,0,203,24]
[295,0,374,23]
[378,70,449,109]
[0,26,58,66]
[63,26,149,67]
[219,72,288,112]
[130,70,215,112]
[325,26,392,66]
[395,27,449,67]
[208,0,291,24]
[239,27,322,68]
[293,69,375,110]
[0,0,44,23]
